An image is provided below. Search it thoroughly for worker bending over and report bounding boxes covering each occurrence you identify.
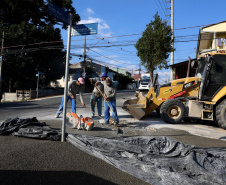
[55,77,85,118]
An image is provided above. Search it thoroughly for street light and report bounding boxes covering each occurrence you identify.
[36,71,39,98]
[36,71,44,98]
[89,38,104,49]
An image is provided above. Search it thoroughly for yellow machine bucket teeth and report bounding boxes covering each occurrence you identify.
[122,99,146,120]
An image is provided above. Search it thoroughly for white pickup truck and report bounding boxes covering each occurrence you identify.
[139,73,151,91]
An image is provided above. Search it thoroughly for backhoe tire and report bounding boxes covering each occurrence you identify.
[160,99,185,124]
[216,99,226,129]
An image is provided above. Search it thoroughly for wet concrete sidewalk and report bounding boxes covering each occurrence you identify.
[52,119,226,148]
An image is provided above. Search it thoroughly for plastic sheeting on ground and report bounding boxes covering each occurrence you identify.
[12,126,62,141]
[67,134,226,185]
[0,117,62,141]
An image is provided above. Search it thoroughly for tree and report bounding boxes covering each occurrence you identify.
[135,12,174,85]
[0,0,80,92]
[0,0,80,28]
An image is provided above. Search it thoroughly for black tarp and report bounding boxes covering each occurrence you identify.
[67,134,226,185]
[12,126,62,141]
[0,117,62,141]
[0,117,44,135]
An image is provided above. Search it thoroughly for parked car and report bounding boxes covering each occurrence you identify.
[138,78,151,91]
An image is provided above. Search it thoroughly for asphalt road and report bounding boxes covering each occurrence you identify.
[0,91,131,122]
[1,90,226,185]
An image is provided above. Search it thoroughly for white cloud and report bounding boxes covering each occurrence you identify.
[98,55,118,59]
[120,65,137,74]
[131,70,171,83]
[157,71,171,83]
[79,17,101,24]
[158,71,171,77]
[72,49,84,54]
[87,47,101,54]
[85,8,94,15]
[78,9,113,38]
[99,22,110,30]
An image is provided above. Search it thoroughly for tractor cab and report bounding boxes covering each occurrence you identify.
[195,54,226,101]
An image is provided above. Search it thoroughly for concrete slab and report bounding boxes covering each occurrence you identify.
[52,109,226,142]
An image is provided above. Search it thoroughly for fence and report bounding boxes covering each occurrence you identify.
[1,89,64,102]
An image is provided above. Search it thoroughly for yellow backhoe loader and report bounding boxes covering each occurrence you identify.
[123,53,226,129]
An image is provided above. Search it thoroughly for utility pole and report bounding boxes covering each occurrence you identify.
[166,0,174,80]
[169,0,174,80]
[83,35,86,92]
[0,32,4,103]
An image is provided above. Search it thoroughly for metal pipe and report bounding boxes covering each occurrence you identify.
[186,57,191,78]
[61,13,73,142]
[0,32,4,102]
[36,71,39,98]
[170,0,174,80]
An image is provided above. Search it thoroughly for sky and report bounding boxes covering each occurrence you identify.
[60,0,226,83]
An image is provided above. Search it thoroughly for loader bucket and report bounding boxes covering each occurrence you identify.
[122,99,146,120]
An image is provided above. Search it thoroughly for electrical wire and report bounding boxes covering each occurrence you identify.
[1,25,211,52]
[2,36,213,57]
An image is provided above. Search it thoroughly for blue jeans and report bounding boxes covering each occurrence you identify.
[90,94,102,116]
[104,99,119,123]
[56,95,76,115]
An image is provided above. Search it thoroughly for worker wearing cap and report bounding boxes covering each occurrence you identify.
[99,77,119,124]
[55,77,85,118]
[89,73,108,118]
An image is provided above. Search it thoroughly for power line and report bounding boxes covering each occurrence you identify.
[175,24,212,30]
[157,0,167,18]
[3,36,214,56]
[1,24,211,52]
[153,0,165,19]
[88,48,129,65]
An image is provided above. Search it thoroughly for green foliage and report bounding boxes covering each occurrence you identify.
[0,0,80,28]
[135,12,174,82]
[0,0,80,92]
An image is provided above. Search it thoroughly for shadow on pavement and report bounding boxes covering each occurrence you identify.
[92,126,113,131]
[0,170,118,185]
[219,136,226,140]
